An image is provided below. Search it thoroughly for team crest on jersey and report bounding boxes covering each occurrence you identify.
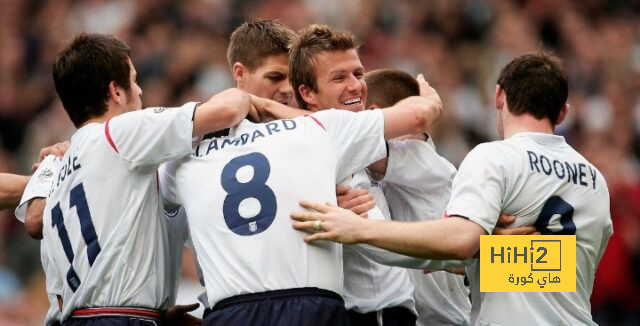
[153,107,167,113]
[38,168,53,180]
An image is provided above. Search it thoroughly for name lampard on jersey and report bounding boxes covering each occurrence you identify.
[194,119,297,157]
[527,150,596,189]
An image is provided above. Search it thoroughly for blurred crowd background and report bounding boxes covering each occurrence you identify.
[0,0,639,324]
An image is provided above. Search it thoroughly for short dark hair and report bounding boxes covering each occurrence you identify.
[227,19,297,71]
[289,24,358,110]
[365,69,419,108]
[53,33,132,127]
[497,52,568,124]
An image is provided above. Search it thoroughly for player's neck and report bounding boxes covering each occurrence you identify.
[503,114,554,139]
[78,107,121,128]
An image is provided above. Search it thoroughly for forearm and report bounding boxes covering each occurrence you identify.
[193,88,250,136]
[0,173,28,210]
[383,97,441,139]
[359,217,484,260]
[260,97,309,120]
[353,243,473,269]
[25,198,46,239]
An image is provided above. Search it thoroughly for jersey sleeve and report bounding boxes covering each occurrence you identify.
[105,102,197,168]
[14,155,59,222]
[311,109,386,181]
[383,139,457,217]
[445,143,505,234]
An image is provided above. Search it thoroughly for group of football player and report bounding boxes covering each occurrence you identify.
[1,19,611,326]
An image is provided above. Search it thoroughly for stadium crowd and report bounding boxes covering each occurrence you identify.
[0,0,638,324]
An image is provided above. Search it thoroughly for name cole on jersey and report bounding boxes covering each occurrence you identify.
[50,154,82,196]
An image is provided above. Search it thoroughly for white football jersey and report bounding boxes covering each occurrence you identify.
[41,103,197,321]
[161,109,387,308]
[163,207,191,306]
[41,241,63,325]
[381,138,471,326]
[15,157,64,325]
[341,170,416,314]
[445,132,613,326]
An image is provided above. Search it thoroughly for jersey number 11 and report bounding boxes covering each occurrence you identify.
[51,183,101,292]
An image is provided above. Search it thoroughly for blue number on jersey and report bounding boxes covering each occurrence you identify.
[534,196,576,235]
[51,183,102,292]
[221,152,277,236]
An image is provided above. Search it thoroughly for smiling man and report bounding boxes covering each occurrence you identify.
[288,24,418,326]
[289,25,366,112]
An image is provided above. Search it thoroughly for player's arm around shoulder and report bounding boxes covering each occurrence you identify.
[17,155,61,239]
[381,74,442,140]
[193,88,252,136]
[249,94,309,120]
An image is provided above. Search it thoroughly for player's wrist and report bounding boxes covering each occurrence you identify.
[357,218,380,244]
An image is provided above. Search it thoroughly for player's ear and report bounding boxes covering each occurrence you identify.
[108,81,123,105]
[494,84,505,111]
[555,103,570,126]
[299,84,318,109]
[232,62,246,86]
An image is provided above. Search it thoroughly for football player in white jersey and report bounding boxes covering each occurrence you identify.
[160,65,443,325]
[13,155,63,325]
[165,19,302,316]
[292,52,613,326]
[22,33,255,325]
[365,68,471,326]
[287,24,417,325]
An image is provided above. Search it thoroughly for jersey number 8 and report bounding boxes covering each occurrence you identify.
[221,152,277,236]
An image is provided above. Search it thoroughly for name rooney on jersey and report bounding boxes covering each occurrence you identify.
[194,119,297,157]
[527,150,597,190]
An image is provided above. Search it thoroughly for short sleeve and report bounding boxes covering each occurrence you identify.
[311,109,386,181]
[15,155,59,222]
[105,102,197,168]
[445,143,505,234]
